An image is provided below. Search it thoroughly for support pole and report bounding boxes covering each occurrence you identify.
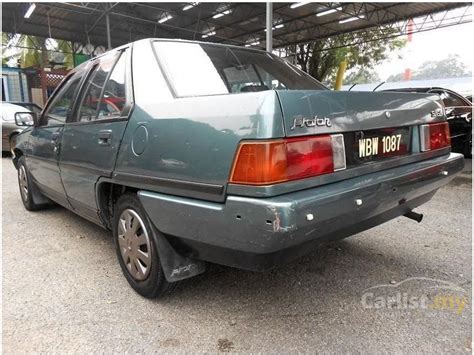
[266,2,273,53]
[334,60,347,90]
[106,12,112,50]
[40,39,48,104]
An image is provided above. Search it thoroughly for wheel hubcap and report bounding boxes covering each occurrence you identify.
[18,166,28,202]
[117,209,152,281]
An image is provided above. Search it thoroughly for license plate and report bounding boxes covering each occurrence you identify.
[356,127,411,160]
[343,127,411,166]
[358,134,403,158]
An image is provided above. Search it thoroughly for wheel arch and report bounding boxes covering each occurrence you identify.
[9,130,21,142]
[97,178,207,283]
[11,146,23,169]
[96,179,138,230]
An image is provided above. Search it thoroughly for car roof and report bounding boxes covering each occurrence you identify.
[74,38,270,70]
[4,101,40,107]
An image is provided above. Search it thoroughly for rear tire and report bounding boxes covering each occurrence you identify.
[464,131,472,158]
[113,193,175,298]
[17,156,47,211]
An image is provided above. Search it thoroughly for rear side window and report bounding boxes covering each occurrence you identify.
[77,50,127,122]
[101,52,127,116]
[153,41,326,97]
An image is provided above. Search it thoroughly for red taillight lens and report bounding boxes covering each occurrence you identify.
[230,135,345,185]
[286,136,334,179]
[420,122,451,152]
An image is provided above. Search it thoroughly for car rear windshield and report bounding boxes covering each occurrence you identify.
[153,41,326,97]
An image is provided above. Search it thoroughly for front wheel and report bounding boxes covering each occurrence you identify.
[113,193,175,298]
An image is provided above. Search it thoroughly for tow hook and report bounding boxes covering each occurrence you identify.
[404,210,424,223]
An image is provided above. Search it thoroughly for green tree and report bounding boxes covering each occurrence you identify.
[345,67,381,85]
[1,32,22,66]
[21,35,43,68]
[1,32,10,65]
[387,54,471,81]
[293,28,406,86]
[56,40,74,69]
[1,33,75,69]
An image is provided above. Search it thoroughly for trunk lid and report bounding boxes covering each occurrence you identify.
[276,90,444,136]
[276,90,446,167]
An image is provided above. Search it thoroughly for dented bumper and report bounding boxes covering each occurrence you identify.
[139,153,464,271]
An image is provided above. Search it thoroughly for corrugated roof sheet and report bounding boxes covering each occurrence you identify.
[1,2,470,49]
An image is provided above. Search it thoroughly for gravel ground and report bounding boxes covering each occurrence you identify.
[2,156,472,353]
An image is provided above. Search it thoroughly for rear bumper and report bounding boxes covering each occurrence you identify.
[139,153,464,271]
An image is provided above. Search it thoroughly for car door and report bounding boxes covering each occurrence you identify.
[27,69,85,206]
[59,47,133,221]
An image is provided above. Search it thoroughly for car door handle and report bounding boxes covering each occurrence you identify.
[51,132,61,154]
[98,130,112,146]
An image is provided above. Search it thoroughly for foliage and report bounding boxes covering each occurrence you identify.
[387,54,472,82]
[57,40,74,69]
[292,28,406,86]
[21,35,43,68]
[1,32,9,65]
[1,32,74,69]
[52,40,74,69]
[344,67,381,85]
[1,32,22,66]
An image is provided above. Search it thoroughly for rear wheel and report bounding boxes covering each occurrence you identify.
[464,131,472,158]
[17,156,47,211]
[113,193,174,298]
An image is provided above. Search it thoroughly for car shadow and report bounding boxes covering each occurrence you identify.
[164,239,404,299]
[4,162,455,313]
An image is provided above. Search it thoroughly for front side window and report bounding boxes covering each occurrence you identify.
[153,41,326,98]
[77,50,127,122]
[43,74,82,125]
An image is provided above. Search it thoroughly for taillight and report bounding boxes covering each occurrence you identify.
[420,122,451,152]
[230,134,346,185]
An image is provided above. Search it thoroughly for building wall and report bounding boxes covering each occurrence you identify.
[1,67,30,102]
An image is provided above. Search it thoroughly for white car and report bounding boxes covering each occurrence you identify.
[1,102,42,153]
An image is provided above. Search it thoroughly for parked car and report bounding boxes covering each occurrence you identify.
[1,102,42,153]
[383,87,472,157]
[12,39,464,298]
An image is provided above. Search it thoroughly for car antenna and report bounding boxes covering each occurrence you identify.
[372,81,385,92]
[348,83,357,91]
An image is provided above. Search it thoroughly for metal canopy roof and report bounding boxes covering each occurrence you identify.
[1,2,471,51]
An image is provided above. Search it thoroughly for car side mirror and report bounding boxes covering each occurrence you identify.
[14,112,37,127]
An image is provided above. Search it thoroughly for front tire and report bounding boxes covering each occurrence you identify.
[113,193,174,298]
[17,156,47,211]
